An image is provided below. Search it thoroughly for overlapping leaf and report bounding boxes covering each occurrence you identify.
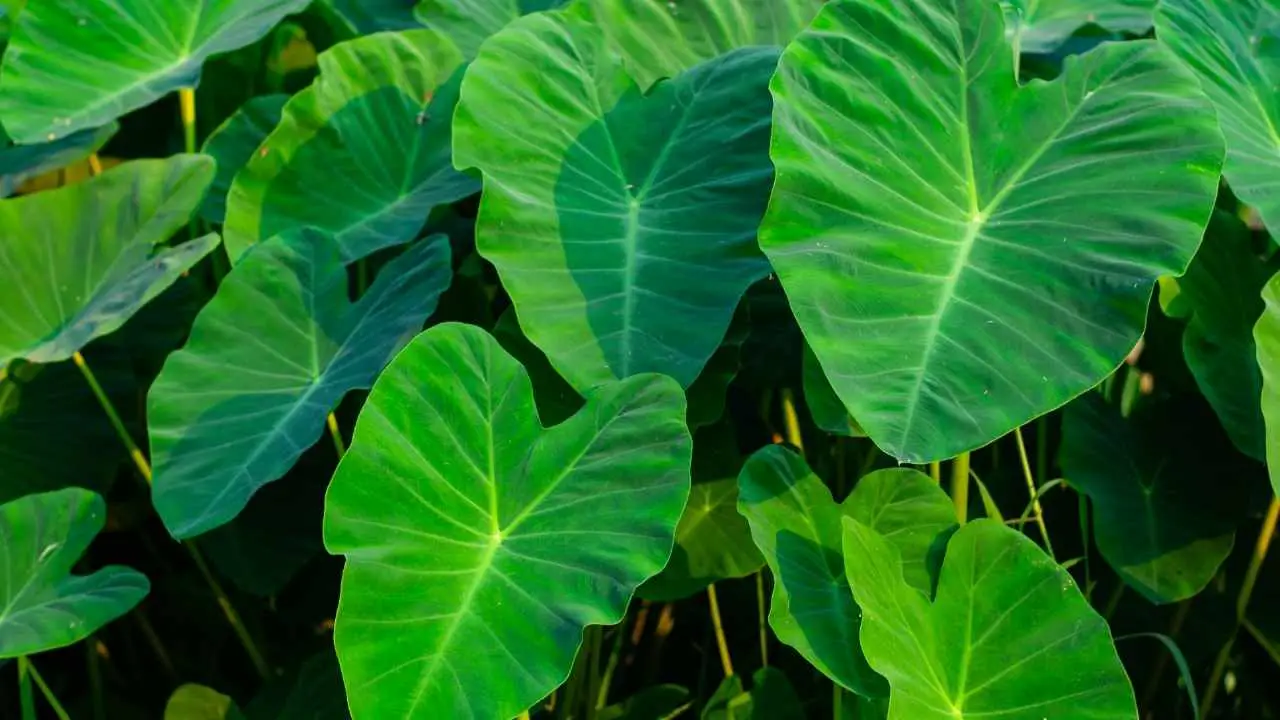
[149,230,452,539]
[761,0,1223,462]
[323,323,691,719]
[1,122,115,197]
[0,488,149,657]
[326,0,421,34]
[1255,271,1280,495]
[0,0,311,143]
[843,518,1136,719]
[1005,0,1156,54]
[0,155,218,367]
[415,0,567,58]
[454,12,775,391]
[200,94,287,224]
[224,30,478,262]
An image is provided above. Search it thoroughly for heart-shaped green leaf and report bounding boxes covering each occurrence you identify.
[200,94,287,224]
[454,12,775,391]
[1255,271,1280,495]
[1005,0,1156,54]
[323,322,691,719]
[1157,0,1280,234]
[842,517,1136,719]
[0,488,150,658]
[737,445,955,697]
[415,0,567,58]
[1,121,116,197]
[761,0,1222,462]
[224,30,478,263]
[0,0,311,143]
[1061,392,1253,603]
[149,230,452,539]
[0,155,218,368]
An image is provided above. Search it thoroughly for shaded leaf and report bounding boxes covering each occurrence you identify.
[414,0,568,58]
[325,0,421,34]
[164,684,246,720]
[1005,0,1156,54]
[803,342,865,438]
[600,685,691,720]
[1254,271,1280,495]
[200,94,288,224]
[0,121,115,197]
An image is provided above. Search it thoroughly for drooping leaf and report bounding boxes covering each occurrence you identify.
[736,445,955,697]
[0,121,116,197]
[414,0,568,58]
[0,0,312,143]
[325,0,421,34]
[454,12,775,392]
[761,0,1223,462]
[0,488,150,658]
[164,684,246,720]
[579,0,824,88]
[842,517,1137,719]
[803,342,865,438]
[200,94,288,224]
[0,155,218,367]
[149,230,452,539]
[323,323,691,719]
[1061,393,1254,603]
[224,30,478,263]
[1004,0,1156,54]
[1254,271,1280,495]
[1157,0,1280,234]
[1178,211,1273,460]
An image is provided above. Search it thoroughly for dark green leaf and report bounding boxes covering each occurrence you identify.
[200,94,287,223]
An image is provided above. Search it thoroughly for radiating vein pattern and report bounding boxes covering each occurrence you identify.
[843,519,1137,719]
[455,12,774,392]
[415,0,568,58]
[762,0,1223,462]
[0,0,310,142]
[148,231,452,539]
[324,323,690,719]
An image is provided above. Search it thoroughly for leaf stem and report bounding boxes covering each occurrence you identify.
[326,412,346,457]
[187,542,272,679]
[18,655,35,720]
[596,620,626,709]
[20,657,69,720]
[950,452,971,523]
[72,351,151,481]
[707,583,734,678]
[756,571,768,668]
[1014,427,1054,558]
[780,389,803,451]
[929,461,941,483]
[1202,497,1280,719]
[179,88,197,155]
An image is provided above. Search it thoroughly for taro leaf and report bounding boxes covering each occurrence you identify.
[1061,393,1253,603]
[686,303,750,430]
[454,12,775,392]
[803,342,865,438]
[600,684,691,720]
[1255,271,1280,495]
[414,0,568,58]
[325,0,421,34]
[0,0,312,143]
[703,667,805,720]
[761,0,1223,463]
[164,685,246,720]
[1157,0,1280,235]
[1179,211,1273,461]
[224,30,478,263]
[492,307,582,427]
[842,518,1136,719]
[0,488,150,657]
[580,0,824,89]
[1004,0,1156,54]
[736,445,955,697]
[323,322,691,719]
[200,94,288,224]
[0,121,115,197]
[0,155,218,367]
[149,230,452,539]
[0,0,23,43]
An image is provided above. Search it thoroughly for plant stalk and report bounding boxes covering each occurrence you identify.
[756,571,768,668]
[929,461,941,483]
[707,583,734,678]
[179,88,197,154]
[596,619,627,709]
[780,389,803,451]
[20,657,70,720]
[18,656,35,720]
[1014,427,1054,558]
[950,452,971,523]
[327,412,346,457]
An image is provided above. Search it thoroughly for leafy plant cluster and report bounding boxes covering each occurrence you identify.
[2,0,1280,718]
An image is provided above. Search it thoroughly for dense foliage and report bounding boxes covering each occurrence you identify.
[2,0,1280,718]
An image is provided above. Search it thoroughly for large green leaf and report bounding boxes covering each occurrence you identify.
[761,0,1223,463]
[454,12,775,392]
[1157,0,1280,234]
[1255,271,1280,496]
[1061,393,1253,603]
[0,0,311,143]
[1006,0,1156,54]
[842,518,1136,719]
[0,488,149,657]
[579,0,824,88]
[323,322,691,719]
[0,155,218,367]
[736,445,955,697]
[325,0,421,34]
[1179,211,1273,460]
[200,94,288,224]
[149,230,452,539]
[0,121,116,197]
[414,0,567,58]
[224,30,478,263]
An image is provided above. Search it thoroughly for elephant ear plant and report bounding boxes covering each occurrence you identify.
[3,0,1280,718]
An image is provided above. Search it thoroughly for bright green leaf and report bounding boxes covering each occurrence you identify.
[737,445,955,697]
[164,684,246,720]
[1254,271,1280,496]
[1005,0,1156,54]
[0,0,311,143]
[323,322,691,719]
[414,0,567,58]
[842,517,1137,719]
[1,121,115,197]
[224,30,478,263]
[454,12,775,391]
[200,94,287,224]
[761,0,1223,462]
[0,488,150,658]
[149,230,452,539]
[0,155,218,367]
